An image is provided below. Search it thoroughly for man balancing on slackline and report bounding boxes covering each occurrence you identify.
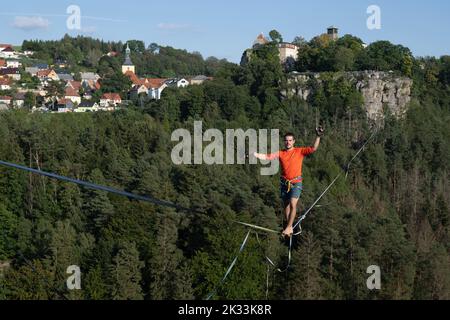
[254,127,324,238]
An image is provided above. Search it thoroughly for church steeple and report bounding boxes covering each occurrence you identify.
[123,43,133,66]
[122,42,135,74]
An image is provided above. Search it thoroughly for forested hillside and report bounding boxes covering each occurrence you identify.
[21,35,231,77]
[0,36,449,300]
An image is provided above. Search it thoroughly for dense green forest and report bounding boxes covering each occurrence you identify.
[21,35,231,78]
[0,35,449,300]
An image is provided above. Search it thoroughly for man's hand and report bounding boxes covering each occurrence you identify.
[316,126,324,137]
[253,152,266,160]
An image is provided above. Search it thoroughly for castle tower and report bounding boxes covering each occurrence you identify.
[122,43,135,74]
[252,33,269,48]
[327,26,339,40]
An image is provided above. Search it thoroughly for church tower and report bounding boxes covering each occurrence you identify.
[122,43,135,74]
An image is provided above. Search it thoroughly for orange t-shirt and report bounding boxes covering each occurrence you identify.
[267,147,315,182]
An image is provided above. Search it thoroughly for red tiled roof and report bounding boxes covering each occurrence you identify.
[37,69,53,77]
[67,80,82,90]
[65,87,80,97]
[0,44,12,48]
[0,96,12,100]
[101,93,121,100]
[124,70,141,85]
[83,80,101,91]
[145,78,167,89]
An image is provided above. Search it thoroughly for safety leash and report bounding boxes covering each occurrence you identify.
[205,231,251,300]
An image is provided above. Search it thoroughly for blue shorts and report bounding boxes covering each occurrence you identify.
[280,181,303,202]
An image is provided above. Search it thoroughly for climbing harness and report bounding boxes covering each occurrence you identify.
[281,176,302,193]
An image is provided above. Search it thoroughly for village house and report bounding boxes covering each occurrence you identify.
[80,72,100,82]
[121,50,176,100]
[147,79,167,100]
[0,45,16,58]
[66,80,82,91]
[100,93,122,107]
[0,68,21,80]
[74,101,100,113]
[189,75,213,85]
[0,77,11,90]
[57,73,74,82]
[6,59,21,68]
[0,59,6,68]
[129,84,149,98]
[13,92,26,108]
[64,87,81,104]
[0,95,12,105]
[124,72,169,100]
[81,79,101,95]
[165,78,189,88]
[55,98,74,112]
[0,44,12,51]
[37,69,59,81]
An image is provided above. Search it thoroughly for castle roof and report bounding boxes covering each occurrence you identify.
[253,33,269,47]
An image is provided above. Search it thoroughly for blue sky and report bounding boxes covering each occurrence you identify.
[0,0,448,63]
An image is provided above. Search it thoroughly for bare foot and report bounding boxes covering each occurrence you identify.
[282,226,294,238]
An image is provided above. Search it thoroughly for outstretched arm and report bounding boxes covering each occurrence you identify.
[254,152,279,161]
[313,136,321,152]
[254,152,268,160]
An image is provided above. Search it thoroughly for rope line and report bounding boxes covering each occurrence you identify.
[205,231,251,300]
[293,129,378,235]
[0,160,197,213]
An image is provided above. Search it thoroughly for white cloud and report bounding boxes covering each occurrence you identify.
[157,23,190,30]
[12,16,50,30]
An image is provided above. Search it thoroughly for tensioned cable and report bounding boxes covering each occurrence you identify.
[0,160,198,213]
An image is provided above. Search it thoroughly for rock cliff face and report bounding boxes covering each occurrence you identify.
[282,71,413,121]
